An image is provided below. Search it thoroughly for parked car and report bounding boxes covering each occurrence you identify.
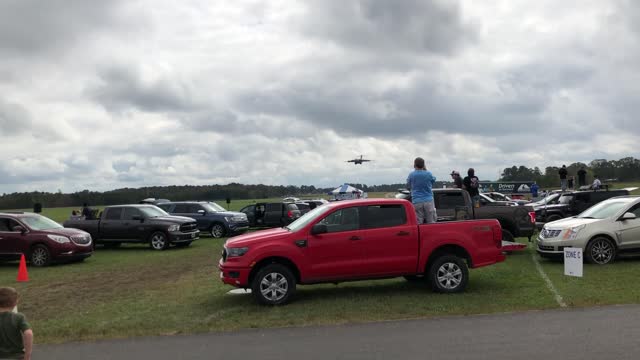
[537,196,640,264]
[219,198,505,305]
[396,188,536,241]
[293,202,311,215]
[483,192,531,205]
[239,202,301,228]
[140,198,171,205]
[63,205,199,250]
[157,201,249,238]
[534,189,633,225]
[0,212,92,267]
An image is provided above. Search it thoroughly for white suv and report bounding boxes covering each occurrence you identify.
[537,196,640,264]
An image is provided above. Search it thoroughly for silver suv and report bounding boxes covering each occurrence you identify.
[537,196,640,264]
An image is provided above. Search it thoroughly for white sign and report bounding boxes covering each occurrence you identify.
[564,247,583,277]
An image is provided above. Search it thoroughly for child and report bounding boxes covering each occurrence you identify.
[0,287,33,360]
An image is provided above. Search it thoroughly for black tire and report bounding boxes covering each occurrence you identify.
[585,237,616,265]
[502,229,515,242]
[30,245,51,267]
[251,263,296,305]
[103,242,122,249]
[210,223,226,238]
[428,255,469,293]
[546,214,562,223]
[149,231,170,251]
[175,241,192,248]
[404,275,425,282]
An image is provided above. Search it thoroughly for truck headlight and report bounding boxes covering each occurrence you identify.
[563,225,586,240]
[225,216,247,222]
[47,235,70,244]
[227,247,249,257]
[167,224,180,232]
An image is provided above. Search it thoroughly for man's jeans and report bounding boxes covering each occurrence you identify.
[561,179,568,191]
[414,201,437,224]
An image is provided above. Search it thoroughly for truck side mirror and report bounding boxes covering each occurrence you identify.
[311,224,328,235]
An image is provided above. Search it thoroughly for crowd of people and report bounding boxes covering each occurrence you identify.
[559,165,602,191]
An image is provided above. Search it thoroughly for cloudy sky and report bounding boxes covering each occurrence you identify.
[1,0,639,193]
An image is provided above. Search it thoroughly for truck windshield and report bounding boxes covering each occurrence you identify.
[21,215,63,230]
[139,207,169,218]
[577,199,634,219]
[203,203,226,212]
[286,206,332,232]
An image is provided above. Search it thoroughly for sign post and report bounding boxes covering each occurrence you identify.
[564,247,583,277]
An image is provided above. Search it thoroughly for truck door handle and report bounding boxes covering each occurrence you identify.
[396,231,410,236]
[349,236,361,241]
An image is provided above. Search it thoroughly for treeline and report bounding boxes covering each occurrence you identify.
[0,182,410,210]
[499,157,640,187]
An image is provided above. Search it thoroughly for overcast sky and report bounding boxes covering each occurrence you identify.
[1,0,639,193]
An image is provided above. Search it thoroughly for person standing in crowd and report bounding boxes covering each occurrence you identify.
[558,165,568,191]
[406,157,437,224]
[0,287,33,360]
[450,170,463,188]
[81,203,92,220]
[577,166,587,187]
[531,182,539,198]
[463,168,480,205]
[568,176,575,190]
[592,175,602,190]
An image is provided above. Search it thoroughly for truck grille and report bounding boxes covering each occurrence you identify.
[538,244,555,251]
[70,234,92,245]
[540,229,561,239]
[180,222,198,233]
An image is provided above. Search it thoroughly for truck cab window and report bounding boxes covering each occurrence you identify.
[319,208,360,233]
[105,208,123,220]
[364,205,406,229]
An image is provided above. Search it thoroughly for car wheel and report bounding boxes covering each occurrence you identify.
[502,229,515,242]
[585,237,616,265]
[30,245,51,267]
[149,232,170,251]
[175,241,192,248]
[251,264,296,305]
[428,255,469,293]
[210,224,226,238]
[546,215,562,223]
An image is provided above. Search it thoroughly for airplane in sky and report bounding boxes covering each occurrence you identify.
[346,155,372,165]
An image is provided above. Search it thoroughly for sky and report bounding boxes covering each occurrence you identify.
[1,0,639,193]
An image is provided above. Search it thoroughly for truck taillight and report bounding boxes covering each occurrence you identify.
[529,211,536,224]
[287,210,293,218]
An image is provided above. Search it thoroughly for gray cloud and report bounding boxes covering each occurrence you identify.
[0,100,32,135]
[302,0,476,55]
[0,0,126,57]
[87,65,199,113]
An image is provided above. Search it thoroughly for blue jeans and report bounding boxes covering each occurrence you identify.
[561,179,567,191]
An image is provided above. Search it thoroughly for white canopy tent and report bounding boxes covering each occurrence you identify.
[329,183,367,200]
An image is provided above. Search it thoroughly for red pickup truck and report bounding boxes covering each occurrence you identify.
[219,199,505,305]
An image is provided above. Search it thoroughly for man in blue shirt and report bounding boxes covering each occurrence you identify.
[406,157,437,224]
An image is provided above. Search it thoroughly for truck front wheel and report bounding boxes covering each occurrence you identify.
[251,264,296,305]
[428,255,469,293]
[149,232,170,251]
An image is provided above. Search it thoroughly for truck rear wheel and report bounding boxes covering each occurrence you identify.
[428,255,469,293]
[251,264,296,305]
[502,229,515,242]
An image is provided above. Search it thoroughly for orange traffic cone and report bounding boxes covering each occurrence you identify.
[17,254,29,282]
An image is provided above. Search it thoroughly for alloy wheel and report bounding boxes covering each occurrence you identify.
[590,239,614,264]
[259,272,288,302]
[31,247,49,267]
[436,262,463,290]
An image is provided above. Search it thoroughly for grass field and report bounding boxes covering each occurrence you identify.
[2,186,640,344]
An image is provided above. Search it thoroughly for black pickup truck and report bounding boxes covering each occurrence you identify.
[534,189,634,225]
[63,205,199,250]
[396,188,536,241]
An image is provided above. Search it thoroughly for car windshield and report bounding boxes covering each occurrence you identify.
[203,203,226,212]
[20,215,63,230]
[139,206,169,218]
[558,195,574,205]
[286,205,332,232]
[535,193,559,204]
[577,199,635,219]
